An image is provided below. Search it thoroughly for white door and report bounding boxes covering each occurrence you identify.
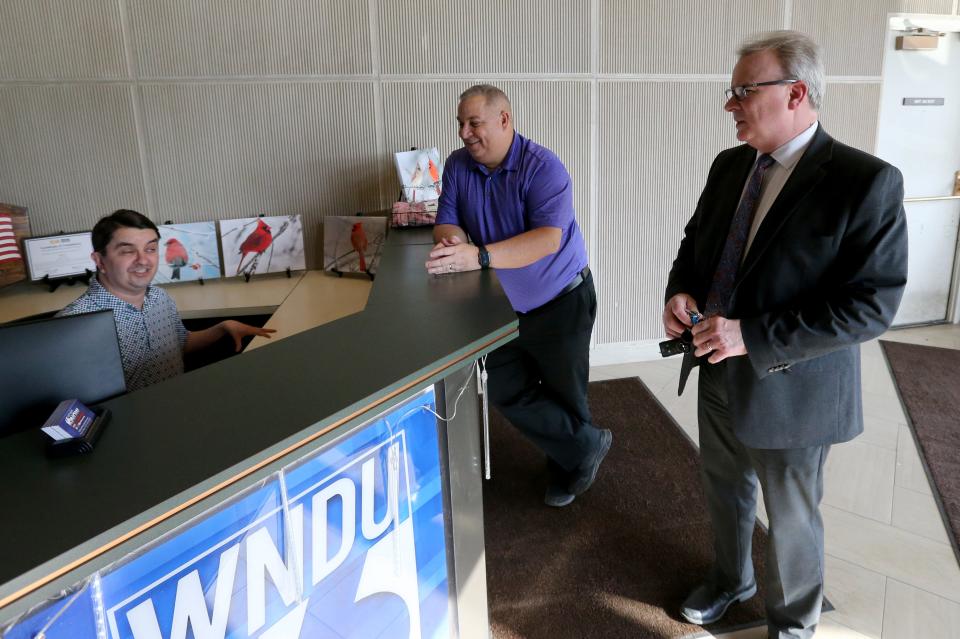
[875,14,960,326]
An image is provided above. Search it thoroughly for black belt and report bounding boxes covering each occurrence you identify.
[518,267,591,316]
[557,266,590,297]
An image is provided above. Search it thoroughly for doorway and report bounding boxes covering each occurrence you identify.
[875,14,960,326]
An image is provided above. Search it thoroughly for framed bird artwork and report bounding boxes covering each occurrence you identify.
[220,215,306,278]
[322,216,387,278]
[154,222,222,284]
[394,148,443,203]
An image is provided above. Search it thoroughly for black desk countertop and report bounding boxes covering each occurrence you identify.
[0,227,517,611]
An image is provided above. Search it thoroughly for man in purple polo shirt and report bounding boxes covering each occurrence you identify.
[425,84,612,507]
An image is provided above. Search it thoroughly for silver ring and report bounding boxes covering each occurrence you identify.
[448,263,454,272]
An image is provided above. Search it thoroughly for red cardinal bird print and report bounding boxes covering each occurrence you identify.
[351,223,368,272]
[164,238,188,280]
[428,158,441,195]
[237,219,272,274]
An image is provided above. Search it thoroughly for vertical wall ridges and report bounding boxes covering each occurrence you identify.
[138,82,380,267]
[376,0,589,76]
[0,1,950,347]
[117,0,157,220]
[791,0,953,76]
[369,0,387,208]
[599,0,787,74]
[595,81,733,343]
[588,0,600,348]
[0,0,127,80]
[126,0,373,78]
[0,84,147,235]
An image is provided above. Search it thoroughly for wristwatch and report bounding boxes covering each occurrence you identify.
[477,246,491,269]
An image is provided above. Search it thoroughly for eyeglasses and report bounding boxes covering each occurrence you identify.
[724,79,799,102]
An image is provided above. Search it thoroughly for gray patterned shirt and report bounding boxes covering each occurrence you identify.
[57,277,188,391]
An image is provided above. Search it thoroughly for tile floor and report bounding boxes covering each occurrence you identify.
[589,324,960,639]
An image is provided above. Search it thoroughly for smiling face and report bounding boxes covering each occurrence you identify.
[92,227,160,305]
[724,49,804,153]
[456,94,514,170]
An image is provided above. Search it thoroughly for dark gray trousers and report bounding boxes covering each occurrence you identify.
[698,361,829,639]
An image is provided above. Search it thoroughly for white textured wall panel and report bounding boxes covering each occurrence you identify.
[0,85,146,234]
[379,82,464,205]
[138,82,380,268]
[600,0,786,74]
[1,2,953,354]
[820,82,882,153]
[381,81,591,243]
[128,0,372,77]
[792,0,954,76]
[0,0,126,80]
[595,81,733,344]
[377,1,589,74]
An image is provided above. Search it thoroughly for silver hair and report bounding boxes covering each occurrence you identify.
[459,84,512,111]
[738,30,825,111]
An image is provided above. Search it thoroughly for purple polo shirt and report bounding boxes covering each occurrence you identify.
[436,132,588,313]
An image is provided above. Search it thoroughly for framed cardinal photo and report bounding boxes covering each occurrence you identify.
[219,215,306,278]
[394,147,443,203]
[154,222,221,284]
[323,216,386,278]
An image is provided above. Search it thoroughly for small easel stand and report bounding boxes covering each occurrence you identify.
[330,265,374,281]
[242,266,292,283]
[40,269,92,293]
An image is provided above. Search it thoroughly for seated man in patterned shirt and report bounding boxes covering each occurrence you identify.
[58,209,275,392]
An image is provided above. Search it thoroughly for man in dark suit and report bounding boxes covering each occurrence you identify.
[663,31,908,638]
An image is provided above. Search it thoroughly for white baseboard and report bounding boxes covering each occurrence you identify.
[589,339,664,366]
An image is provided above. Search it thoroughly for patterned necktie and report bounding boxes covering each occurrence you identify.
[704,153,775,317]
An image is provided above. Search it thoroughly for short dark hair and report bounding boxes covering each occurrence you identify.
[91,209,159,254]
[459,84,512,112]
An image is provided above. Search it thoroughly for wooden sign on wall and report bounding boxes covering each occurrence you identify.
[0,203,30,288]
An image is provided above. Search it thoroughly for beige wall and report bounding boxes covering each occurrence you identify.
[0,0,956,357]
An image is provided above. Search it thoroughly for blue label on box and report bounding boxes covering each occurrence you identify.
[41,399,95,440]
[61,401,93,437]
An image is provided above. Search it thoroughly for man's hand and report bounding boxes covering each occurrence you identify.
[691,316,746,363]
[222,320,276,352]
[425,236,481,275]
[663,293,699,338]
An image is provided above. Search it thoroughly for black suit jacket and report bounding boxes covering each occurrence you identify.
[665,126,908,449]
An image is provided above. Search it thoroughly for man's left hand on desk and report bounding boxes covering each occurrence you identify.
[425,238,481,275]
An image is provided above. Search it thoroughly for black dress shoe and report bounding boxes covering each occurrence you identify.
[544,481,575,507]
[543,461,576,507]
[680,581,757,625]
[569,428,613,495]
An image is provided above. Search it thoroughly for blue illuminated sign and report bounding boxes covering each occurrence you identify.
[3,387,450,639]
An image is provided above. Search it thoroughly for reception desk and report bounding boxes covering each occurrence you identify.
[0,227,517,638]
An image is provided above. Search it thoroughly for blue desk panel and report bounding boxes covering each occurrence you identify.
[3,387,449,639]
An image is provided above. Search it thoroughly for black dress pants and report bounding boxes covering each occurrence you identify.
[485,271,600,471]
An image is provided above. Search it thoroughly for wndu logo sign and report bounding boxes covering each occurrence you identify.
[92,390,449,639]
